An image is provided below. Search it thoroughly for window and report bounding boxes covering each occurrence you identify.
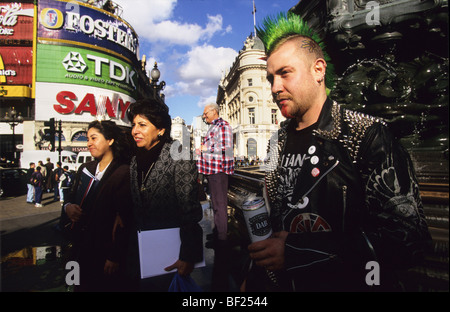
[248,78,253,86]
[248,96,254,103]
[78,156,93,163]
[72,131,88,142]
[248,108,255,124]
[271,109,278,124]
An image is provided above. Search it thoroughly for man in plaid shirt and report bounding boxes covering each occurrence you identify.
[197,108,234,176]
[197,103,234,291]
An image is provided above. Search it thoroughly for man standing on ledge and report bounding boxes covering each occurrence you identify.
[242,12,431,292]
[197,103,234,291]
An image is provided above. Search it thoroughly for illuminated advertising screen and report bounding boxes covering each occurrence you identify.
[35,0,141,126]
[37,0,139,67]
[0,2,34,42]
[35,82,133,126]
[36,43,138,96]
[0,46,33,85]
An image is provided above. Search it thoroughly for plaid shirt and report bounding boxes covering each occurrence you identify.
[197,117,234,175]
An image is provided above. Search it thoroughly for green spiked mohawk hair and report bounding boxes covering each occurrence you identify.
[257,12,335,90]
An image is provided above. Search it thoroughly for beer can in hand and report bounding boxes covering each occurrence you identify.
[242,196,279,288]
[242,197,272,242]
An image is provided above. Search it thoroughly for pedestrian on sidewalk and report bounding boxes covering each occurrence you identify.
[45,157,54,193]
[64,120,133,292]
[31,166,44,208]
[26,162,35,204]
[38,160,47,191]
[196,102,234,291]
[58,165,73,202]
[53,162,63,201]
[126,99,203,291]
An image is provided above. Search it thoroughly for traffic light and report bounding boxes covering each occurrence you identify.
[44,118,56,152]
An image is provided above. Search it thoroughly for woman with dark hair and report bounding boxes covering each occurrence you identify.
[64,120,132,292]
[126,98,203,291]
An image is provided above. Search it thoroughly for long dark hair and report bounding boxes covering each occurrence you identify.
[127,98,172,143]
[87,120,131,164]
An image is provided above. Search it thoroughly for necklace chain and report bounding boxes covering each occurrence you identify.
[140,162,155,192]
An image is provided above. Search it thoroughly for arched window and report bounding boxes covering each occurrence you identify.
[56,132,66,141]
[72,131,88,142]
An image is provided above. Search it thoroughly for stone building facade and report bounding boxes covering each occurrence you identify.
[216,35,284,161]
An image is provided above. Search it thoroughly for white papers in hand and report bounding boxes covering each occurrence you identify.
[137,227,205,279]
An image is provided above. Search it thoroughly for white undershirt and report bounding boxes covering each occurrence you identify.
[95,161,111,181]
[64,161,111,212]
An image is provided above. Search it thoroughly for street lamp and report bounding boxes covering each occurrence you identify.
[150,62,166,101]
[3,107,23,162]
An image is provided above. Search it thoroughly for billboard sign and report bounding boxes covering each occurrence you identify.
[37,0,139,66]
[0,2,34,42]
[35,82,133,126]
[36,43,137,96]
[0,47,33,85]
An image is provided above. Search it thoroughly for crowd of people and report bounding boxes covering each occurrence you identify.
[25,158,73,208]
[18,12,432,293]
[234,157,263,168]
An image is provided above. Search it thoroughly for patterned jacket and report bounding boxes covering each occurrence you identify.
[130,140,203,266]
[264,98,431,291]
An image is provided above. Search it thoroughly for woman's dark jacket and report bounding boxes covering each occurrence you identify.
[128,140,203,277]
[65,160,132,271]
[263,98,431,291]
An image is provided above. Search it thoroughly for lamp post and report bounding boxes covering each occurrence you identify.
[150,62,166,101]
[3,107,23,162]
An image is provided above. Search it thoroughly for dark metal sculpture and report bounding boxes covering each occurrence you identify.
[290,0,448,153]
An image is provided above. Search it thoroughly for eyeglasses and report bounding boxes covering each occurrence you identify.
[202,109,213,117]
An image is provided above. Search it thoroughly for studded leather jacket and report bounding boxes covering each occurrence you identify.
[264,98,431,291]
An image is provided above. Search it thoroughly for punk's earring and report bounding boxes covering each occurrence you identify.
[157,133,163,138]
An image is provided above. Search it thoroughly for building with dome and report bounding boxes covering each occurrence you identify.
[216,34,284,161]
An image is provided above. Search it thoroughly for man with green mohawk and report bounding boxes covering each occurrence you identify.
[242,12,431,292]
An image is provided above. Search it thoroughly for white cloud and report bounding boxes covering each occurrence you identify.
[115,0,229,47]
[160,43,238,100]
[197,95,218,108]
[114,0,176,28]
[142,14,228,47]
[179,44,237,81]
[147,20,204,46]
[202,15,225,40]
[113,0,238,118]
[167,44,237,99]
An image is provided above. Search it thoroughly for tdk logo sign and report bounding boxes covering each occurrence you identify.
[63,52,87,73]
[62,51,136,89]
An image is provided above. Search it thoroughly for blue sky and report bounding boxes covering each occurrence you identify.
[113,0,296,125]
